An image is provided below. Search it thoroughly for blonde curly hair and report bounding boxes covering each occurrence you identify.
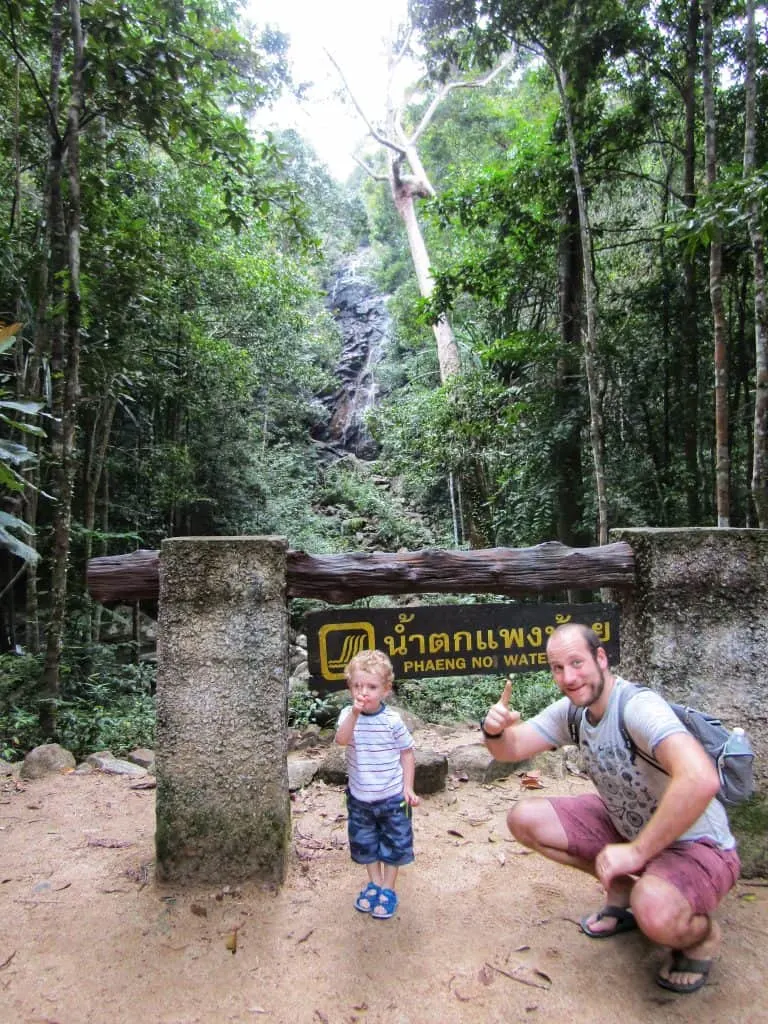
[343,648,395,688]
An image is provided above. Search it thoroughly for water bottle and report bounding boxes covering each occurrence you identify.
[721,726,754,805]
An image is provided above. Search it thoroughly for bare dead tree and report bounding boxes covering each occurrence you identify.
[326,38,514,384]
[327,38,514,546]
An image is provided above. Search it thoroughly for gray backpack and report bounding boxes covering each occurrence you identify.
[567,682,755,807]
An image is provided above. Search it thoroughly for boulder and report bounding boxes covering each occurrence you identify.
[85,751,148,777]
[414,748,448,794]
[20,743,76,779]
[315,745,449,795]
[127,748,155,771]
[288,757,319,792]
[447,743,529,784]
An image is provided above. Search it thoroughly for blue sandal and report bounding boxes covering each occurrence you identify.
[354,882,380,913]
[371,887,398,919]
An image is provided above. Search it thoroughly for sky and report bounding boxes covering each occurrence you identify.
[245,0,411,179]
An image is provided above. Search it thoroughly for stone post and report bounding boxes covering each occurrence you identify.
[155,536,290,884]
[609,527,768,785]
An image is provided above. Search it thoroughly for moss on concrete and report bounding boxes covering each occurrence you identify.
[730,795,768,878]
[156,777,290,884]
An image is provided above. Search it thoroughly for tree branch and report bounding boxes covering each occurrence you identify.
[324,47,406,157]
[352,155,388,182]
[409,50,516,146]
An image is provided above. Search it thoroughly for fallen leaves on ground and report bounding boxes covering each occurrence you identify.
[519,771,545,790]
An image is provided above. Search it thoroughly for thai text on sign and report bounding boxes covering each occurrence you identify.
[305,602,619,691]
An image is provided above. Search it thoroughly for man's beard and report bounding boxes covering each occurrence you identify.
[583,666,607,712]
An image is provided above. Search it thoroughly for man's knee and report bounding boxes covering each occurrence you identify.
[631,874,696,944]
[507,798,550,846]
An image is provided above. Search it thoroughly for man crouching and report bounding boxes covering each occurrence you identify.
[480,623,740,994]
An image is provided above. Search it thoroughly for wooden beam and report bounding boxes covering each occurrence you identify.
[87,541,635,605]
[88,549,160,603]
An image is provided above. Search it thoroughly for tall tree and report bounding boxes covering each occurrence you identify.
[38,0,85,734]
[743,0,768,526]
[702,0,729,525]
[327,36,471,383]
[0,0,301,731]
[411,0,651,545]
[329,35,515,544]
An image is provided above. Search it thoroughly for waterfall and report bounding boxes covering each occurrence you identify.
[316,251,391,460]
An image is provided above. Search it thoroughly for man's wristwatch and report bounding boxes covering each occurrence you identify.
[480,717,504,739]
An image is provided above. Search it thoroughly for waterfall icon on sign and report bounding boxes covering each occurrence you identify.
[318,622,376,681]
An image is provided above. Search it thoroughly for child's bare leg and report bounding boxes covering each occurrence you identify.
[380,864,398,890]
[366,863,383,886]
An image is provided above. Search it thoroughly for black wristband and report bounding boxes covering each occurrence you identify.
[480,717,504,739]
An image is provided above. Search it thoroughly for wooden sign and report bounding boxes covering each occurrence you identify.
[305,602,619,691]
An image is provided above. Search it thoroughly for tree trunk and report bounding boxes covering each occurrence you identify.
[388,150,461,382]
[554,66,608,547]
[681,0,702,522]
[702,0,729,525]
[82,392,118,640]
[744,0,768,527]
[555,192,587,548]
[40,0,84,737]
[87,540,636,605]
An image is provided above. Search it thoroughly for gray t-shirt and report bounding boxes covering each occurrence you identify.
[528,677,735,850]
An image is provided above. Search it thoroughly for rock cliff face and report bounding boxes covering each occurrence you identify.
[314,253,390,460]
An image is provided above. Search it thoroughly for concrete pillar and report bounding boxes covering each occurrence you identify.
[155,536,290,884]
[609,527,768,785]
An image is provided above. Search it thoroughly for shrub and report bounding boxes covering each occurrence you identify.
[0,648,156,761]
[288,688,342,729]
[56,690,155,759]
[397,671,559,724]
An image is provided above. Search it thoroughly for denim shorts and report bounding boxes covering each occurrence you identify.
[346,790,414,867]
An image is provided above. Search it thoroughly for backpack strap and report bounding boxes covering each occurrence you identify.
[618,681,667,772]
[567,701,584,745]
[567,681,663,771]
[616,681,641,758]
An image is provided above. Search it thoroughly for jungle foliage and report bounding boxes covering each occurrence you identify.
[1,1,767,754]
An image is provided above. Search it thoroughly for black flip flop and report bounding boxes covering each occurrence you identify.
[656,951,712,993]
[579,904,637,938]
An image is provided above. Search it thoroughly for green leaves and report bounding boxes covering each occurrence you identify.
[0,509,39,564]
[0,334,45,562]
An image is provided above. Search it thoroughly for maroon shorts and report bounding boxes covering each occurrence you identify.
[550,794,741,915]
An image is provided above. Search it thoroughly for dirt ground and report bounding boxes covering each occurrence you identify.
[2,724,767,1024]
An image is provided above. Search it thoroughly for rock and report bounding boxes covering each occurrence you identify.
[127,748,155,771]
[315,745,449,794]
[20,743,76,779]
[413,749,448,795]
[316,745,347,786]
[292,725,323,750]
[290,662,310,684]
[314,257,390,459]
[447,743,529,784]
[288,758,318,792]
[289,644,306,671]
[533,747,576,780]
[84,751,148,777]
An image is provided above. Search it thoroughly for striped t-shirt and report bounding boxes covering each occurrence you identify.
[339,703,414,802]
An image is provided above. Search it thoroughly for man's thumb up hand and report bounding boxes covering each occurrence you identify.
[482,677,521,738]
